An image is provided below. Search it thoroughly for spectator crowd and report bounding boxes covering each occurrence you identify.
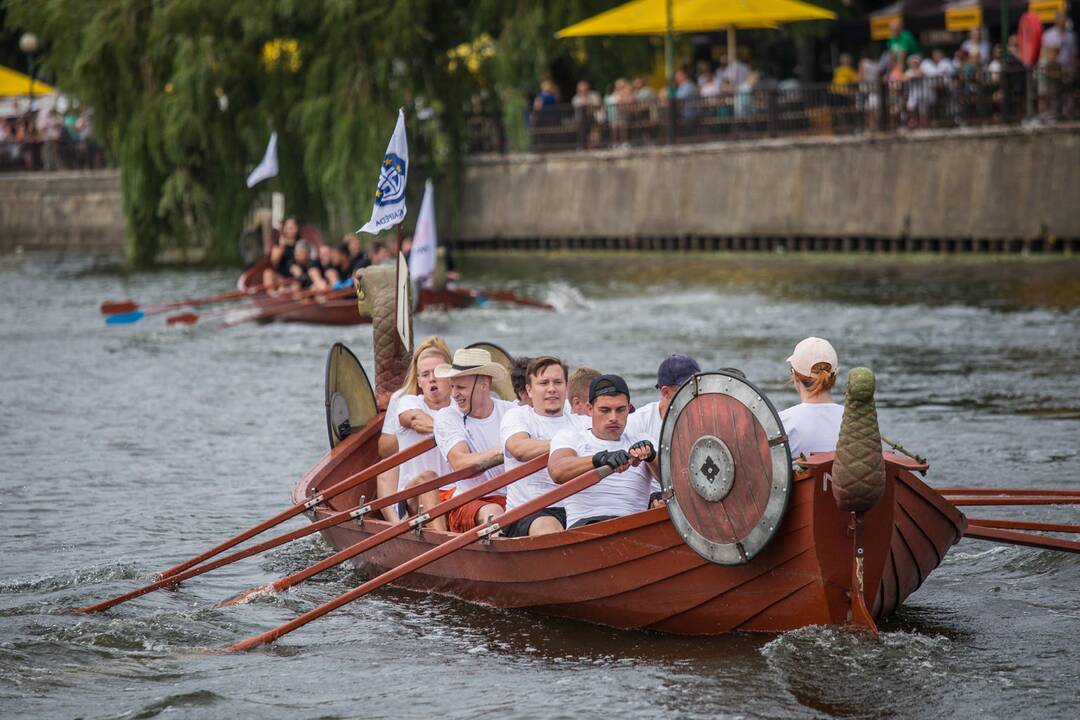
[0,107,105,172]
[514,12,1077,151]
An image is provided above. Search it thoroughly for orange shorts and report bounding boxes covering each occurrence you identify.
[438,489,506,533]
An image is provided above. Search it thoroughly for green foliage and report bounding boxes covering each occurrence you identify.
[4,0,655,265]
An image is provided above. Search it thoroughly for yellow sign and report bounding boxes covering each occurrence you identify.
[871,15,900,41]
[946,7,982,31]
[1030,0,1065,22]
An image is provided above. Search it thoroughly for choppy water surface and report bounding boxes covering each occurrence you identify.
[2,252,1078,719]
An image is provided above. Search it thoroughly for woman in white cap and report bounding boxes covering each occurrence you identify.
[779,337,844,462]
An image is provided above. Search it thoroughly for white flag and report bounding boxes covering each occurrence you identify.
[411,179,437,287]
[358,109,409,235]
[245,132,278,188]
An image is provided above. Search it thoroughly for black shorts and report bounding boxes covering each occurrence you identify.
[568,514,617,529]
[502,507,566,538]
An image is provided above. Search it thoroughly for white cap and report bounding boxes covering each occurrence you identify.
[786,337,839,377]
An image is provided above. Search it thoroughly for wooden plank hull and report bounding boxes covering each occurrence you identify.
[293,437,967,635]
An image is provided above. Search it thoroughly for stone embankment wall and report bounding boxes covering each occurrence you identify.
[0,170,125,255]
[454,124,1080,251]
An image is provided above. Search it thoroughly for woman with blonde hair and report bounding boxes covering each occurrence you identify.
[779,337,844,462]
[378,336,454,522]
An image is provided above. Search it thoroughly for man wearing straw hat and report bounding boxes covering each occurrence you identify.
[432,348,516,533]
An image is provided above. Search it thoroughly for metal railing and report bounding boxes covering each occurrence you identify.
[0,137,107,172]
[477,68,1078,154]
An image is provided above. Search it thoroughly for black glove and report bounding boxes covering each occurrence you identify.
[592,449,631,470]
[629,439,657,463]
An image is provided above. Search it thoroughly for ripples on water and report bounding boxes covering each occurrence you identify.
[1,252,1078,719]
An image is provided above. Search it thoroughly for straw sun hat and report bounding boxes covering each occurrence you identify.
[434,347,509,381]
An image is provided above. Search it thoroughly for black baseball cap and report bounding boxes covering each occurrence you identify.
[588,374,631,403]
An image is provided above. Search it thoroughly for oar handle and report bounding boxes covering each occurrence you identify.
[226,464,611,651]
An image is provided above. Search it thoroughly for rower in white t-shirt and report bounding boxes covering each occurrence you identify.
[431,348,515,534]
[376,387,408,520]
[778,337,844,463]
[549,374,658,529]
[499,356,579,537]
[626,354,701,496]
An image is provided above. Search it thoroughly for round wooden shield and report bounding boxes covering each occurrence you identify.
[325,342,378,449]
[659,372,792,565]
[465,341,516,401]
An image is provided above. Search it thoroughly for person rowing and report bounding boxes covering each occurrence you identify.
[510,356,532,406]
[261,216,300,288]
[431,348,516,533]
[499,356,579,537]
[627,354,702,445]
[567,367,600,416]
[779,336,843,463]
[549,374,658,528]
[391,339,454,523]
[626,354,700,503]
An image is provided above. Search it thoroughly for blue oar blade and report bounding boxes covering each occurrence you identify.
[105,310,145,325]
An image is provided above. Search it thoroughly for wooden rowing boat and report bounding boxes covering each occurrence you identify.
[293,430,963,634]
[289,265,968,635]
[237,259,476,326]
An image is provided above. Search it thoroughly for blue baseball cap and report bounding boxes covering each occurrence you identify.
[655,355,701,388]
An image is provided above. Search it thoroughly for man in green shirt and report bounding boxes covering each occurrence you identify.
[887,19,921,70]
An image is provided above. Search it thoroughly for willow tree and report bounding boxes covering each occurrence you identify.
[6,0,652,266]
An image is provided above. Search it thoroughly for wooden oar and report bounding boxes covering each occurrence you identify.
[946,497,1080,506]
[101,289,252,316]
[168,285,354,327]
[218,454,544,607]
[72,462,483,614]
[219,287,358,328]
[225,463,612,651]
[964,524,1080,554]
[153,420,425,580]
[939,488,1080,496]
[967,518,1080,534]
[470,288,554,311]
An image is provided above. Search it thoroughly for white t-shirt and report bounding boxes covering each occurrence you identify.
[434,397,516,495]
[500,405,579,510]
[625,401,663,493]
[395,394,453,491]
[625,401,662,444]
[778,402,844,461]
[381,388,407,436]
[550,425,654,528]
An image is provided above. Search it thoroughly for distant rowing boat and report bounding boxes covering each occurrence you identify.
[238,258,538,326]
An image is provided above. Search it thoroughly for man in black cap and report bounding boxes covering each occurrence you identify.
[548,374,658,528]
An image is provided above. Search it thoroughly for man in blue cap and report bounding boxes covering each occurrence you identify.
[626,354,702,449]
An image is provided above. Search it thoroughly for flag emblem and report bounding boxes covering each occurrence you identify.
[375,153,407,207]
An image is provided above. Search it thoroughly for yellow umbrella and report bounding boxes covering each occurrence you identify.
[0,64,55,97]
[557,0,835,90]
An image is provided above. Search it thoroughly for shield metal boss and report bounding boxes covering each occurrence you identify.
[659,372,792,566]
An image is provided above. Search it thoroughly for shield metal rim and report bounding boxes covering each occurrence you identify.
[659,371,793,566]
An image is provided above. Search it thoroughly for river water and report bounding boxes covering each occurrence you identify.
[2,252,1078,719]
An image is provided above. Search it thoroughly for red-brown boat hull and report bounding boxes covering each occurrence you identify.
[238,259,476,326]
[293,434,966,635]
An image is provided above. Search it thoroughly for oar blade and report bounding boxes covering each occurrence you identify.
[166,312,199,326]
[101,301,138,315]
[105,310,145,325]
